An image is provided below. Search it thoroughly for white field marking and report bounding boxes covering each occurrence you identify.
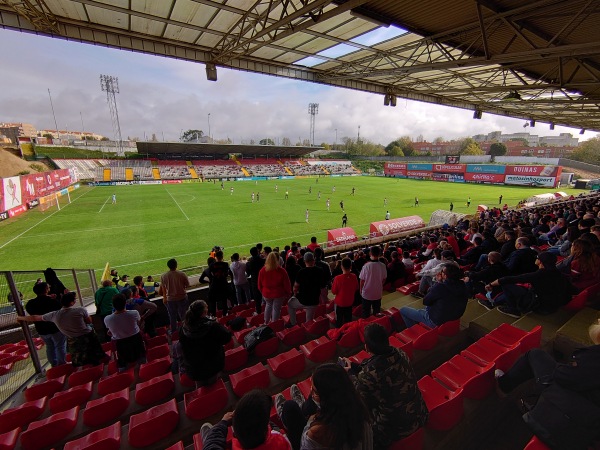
[98,196,111,213]
[24,219,189,239]
[177,195,197,205]
[0,187,95,251]
[165,188,190,221]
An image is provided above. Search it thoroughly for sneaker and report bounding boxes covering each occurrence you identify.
[200,423,213,441]
[274,393,286,418]
[411,291,425,299]
[284,322,294,329]
[478,298,495,311]
[494,369,507,398]
[497,306,521,318]
[290,384,305,406]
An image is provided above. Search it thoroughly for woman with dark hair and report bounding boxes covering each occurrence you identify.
[276,363,372,450]
[43,267,68,301]
[566,238,600,291]
[173,300,231,387]
[285,254,301,287]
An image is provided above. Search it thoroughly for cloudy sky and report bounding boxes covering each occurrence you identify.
[0,28,595,146]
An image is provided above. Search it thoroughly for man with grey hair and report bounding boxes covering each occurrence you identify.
[288,252,322,326]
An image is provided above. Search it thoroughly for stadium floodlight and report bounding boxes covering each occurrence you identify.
[550,123,555,130]
[384,94,390,106]
[529,119,535,127]
[580,129,585,134]
[308,103,319,146]
[473,110,482,119]
[206,63,218,81]
[100,74,124,156]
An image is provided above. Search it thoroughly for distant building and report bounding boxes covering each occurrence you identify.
[473,131,578,148]
[539,133,579,147]
[0,122,37,144]
[38,129,105,141]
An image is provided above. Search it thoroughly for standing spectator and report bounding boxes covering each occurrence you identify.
[289,252,322,325]
[230,253,252,305]
[258,252,291,324]
[314,247,332,304]
[307,236,320,252]
[17,292,107,367]
[44,267,68,301]
[285,254,301,287]
[342,324,428,449]
[104,294,146,372]
[359,246,387,318]
[207,250,233,316]
[127,285,158,337]
[246,247,265,315]
[94,279,119,341]
[159,258,190,333]
[332,258,358,327]
[173,300,231,386]
[386,251,407,291]
[25,282,66,367]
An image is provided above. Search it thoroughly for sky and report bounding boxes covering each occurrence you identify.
[0,27,595,146]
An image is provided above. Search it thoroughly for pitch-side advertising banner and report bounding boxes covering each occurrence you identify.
[466,164,506,174]
[432,173,465,183]
[406,171,432,179]
[369,215,425,238]
[327,227,358,248]
[432,164,466,173]
[3,176,22,210]
[504,175,557,187]
[505,165,559,177]
[384,163,407,177]
[464,173,506,184]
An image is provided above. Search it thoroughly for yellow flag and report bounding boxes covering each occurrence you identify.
[101,262,111,281]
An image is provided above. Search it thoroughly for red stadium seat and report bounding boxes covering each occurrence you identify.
[486,324,542,353]
[382,307,403,329]
[249,314,265,327]
[524,435,552,450]
[283,310,306,326]
[397,281,420,295]
[352,304,362,318]
[254,336,280,358]
[370,315,392,334]
[135,372,175,406]
[230,304,248,315]
[20,406,79,450]
[432,354,495,400]
[97,369,134,396]
[234,327,255,345]
[268,319,285,333]
[24,375,65,402]
[397,323,439,351]
[63,422,121,450]
[155,326,167,336]
[238,309,254,318]
[302,317,329,336]
[301,337,337,363]
[49,381,93,413]
[565,283,600,311]
[128,398,179,448]
[325,312,336,324]
[0,428,20,450]
[166,441,185,450]
[224,346,249,372]
[388,427,424,450]
[146,343,170,361]
[229,363,270,397]
[179,373,196,388]
[337,327,361,348]
[389,335,413,360]
[138,356,171,382]
[46,363,75,380]
[0,397,47,434]
[267,348,306,379]
[83,388,130,427]
[314,304,327,318]
[436,319,461,337]
[417,375,464,431]
[462,338,521,372]
[145,335,168,349]
[296,377,312,400]
[184,378,229,420]
[349,350,371,364]
[68,364,103,387]
[277,325,306,347]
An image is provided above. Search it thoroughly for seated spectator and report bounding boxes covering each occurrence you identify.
[400,263,468,328]
[386,251,407,291]
[457,236,485,267]
[332,258,359,328]
[412,248,443,298]
[127,285,158,337]
[276,363,372,450]
[143,275,159,298]
[104,294,146,371]
[466,251,508,301]
[343,324,428,449]
[486,251,577,318]
[201,390,291,450]
[504,236,539,275]
[495,320,600,450]
[401,251,415,273]
[565,238,600,291]
[172,300,231,386]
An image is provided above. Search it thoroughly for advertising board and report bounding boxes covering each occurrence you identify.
[327,227,358,248]
[369,215,425,238]
[464,173,506,184]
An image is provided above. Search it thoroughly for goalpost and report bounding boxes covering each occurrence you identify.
[39,190,71,212]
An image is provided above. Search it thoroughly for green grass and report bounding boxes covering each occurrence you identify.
[0,176,585,280]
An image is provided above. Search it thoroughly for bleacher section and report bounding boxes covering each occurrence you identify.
[53,159,108,180]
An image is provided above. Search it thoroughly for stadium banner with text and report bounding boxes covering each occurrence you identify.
[407,163,433,171]
[432,173,465,183]
[464,173,506,184]
[2,176,23,211]
[369,215,425,238]
[505,175,557,187]
[8,204,27,218]
[384,163,407,177]
[466,164,506,174]
[162,180,182,184]
[0,211,8,221]
[327,227,359,248]
[407,171,432,180]
[432,164,466,173]
[445,156,460,164]
[505,165,560,177]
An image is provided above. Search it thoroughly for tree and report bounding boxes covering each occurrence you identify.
[458,137,479,153]
[489,142,507,157]
[259,138,275,145]
[181,129,203,142]
[510,137,529,146]
[462,142,485,155]
[151,133,158,142]
[282,137,291,146]
[571,137,600,165]
[302,139,311,146]
[433,136,445,144]
[43,133,54,139]
[385,136,414,156]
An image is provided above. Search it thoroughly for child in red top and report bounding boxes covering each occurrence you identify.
[331,258,359,328]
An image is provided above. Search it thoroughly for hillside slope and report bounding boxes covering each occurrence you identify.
[0,148,51,178]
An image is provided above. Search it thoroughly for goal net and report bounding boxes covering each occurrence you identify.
[39,191,70,212]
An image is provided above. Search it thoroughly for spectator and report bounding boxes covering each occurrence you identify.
[565,238,600,291]
[173,300,231,386]
[43,267,68,301]
[386,251,407,291]
[400,263,468,328]
[285,254,301,287]
[307,236,320,252]
[467,251,508,301]
[231,253,252,305]
[332,258,359,328]
[201,390,291,450]
[314,247,332,304]
[207,250,234,316]
[104,294,146,372]
[343,324,428,449]
[359,246,389,318]
[159,258,190,333]
[401,251,415,272]
[94,279,120,341]
[127,285,158,337]
[17,292,106,367]
[412,248,443,298]
[495,320,600,450]
[289,252,322,326]
[504,236,538,275]
[457,236,485,266]
[246,246,265,314]
[257,252,291,324]
[25,282,66,367]
[276,363,372,450]
[143,275,159,298]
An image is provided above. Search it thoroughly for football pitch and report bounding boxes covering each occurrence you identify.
[0,176,584,279]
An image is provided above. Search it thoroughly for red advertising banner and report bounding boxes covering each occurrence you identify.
[432,164,466,173]
[369,215,425,238]
[505,165,559,177]
[2,176,22,210]
[464,173,506,184]
[19,169,73,203]
[327,227,358,248]
[386,169,407,176]
[8,204,27,218]
[406,171,432,178]
[385,163,407,170]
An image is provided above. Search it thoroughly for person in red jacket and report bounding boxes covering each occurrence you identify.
[258,252,291,324]
[332,258,358,328]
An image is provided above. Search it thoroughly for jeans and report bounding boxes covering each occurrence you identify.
[250,281,262,314]
[41,331,67,367]
[361,298,381,318]
[335,304,352,328]
[474,253,489,271]
[493,284,529,309]
[497,348,557,393]
[287,297,317,325]
[264,297,285,324]
[235,283,252,305]
[399,306,436,328]
[418,275,433,294]
[166,296,190,332]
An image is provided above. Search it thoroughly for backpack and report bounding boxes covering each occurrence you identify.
[244,325,276,353]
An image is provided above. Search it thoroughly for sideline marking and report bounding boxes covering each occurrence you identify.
[25,219,189,239]
[0,187,94,251]
[98,196,111,213]
[165,188,189,221]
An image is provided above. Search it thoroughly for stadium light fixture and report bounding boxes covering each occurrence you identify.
[473,110,482,119]
[206,63,218,81]
[549,122,555,130]
[580,129,585,134]
[384,94,390,106]
[502,91,521,101]
[390,95,397,107]
[529,119,535,127]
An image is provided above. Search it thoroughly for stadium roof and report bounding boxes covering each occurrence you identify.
[136,142,316,158]
[2,0,599,131]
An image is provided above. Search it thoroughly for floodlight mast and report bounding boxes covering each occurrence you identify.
[308,103,318,146]
[100,74,124,156]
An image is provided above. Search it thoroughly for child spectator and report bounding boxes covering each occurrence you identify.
[331,258,358,328]
[104,294,146,372]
